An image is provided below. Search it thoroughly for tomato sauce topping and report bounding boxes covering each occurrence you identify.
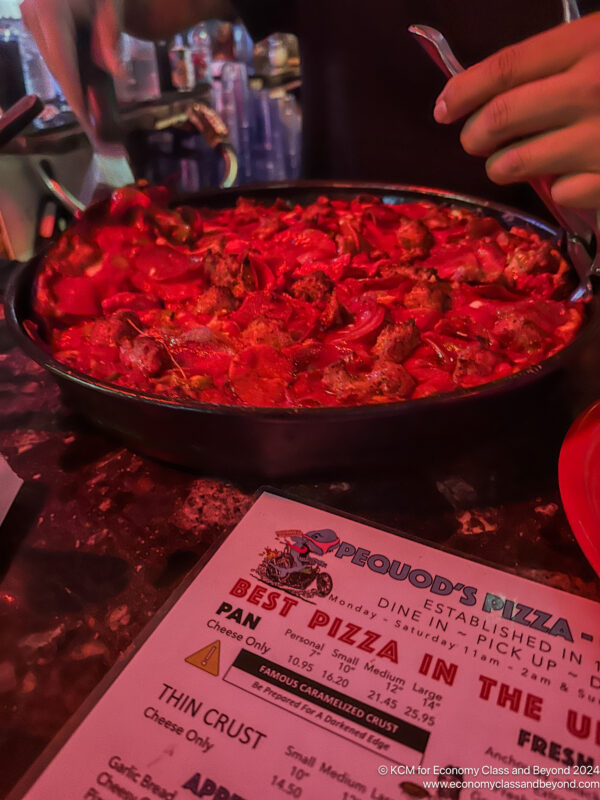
[33,187,586,407]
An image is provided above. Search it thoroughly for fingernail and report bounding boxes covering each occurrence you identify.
[434,98,448,123]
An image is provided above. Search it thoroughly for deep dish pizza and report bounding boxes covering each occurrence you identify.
[33,187,585,407]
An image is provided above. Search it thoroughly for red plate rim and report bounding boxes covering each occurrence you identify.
[559,399,600,577]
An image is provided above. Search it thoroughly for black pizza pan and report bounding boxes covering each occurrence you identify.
[5,181,600,478]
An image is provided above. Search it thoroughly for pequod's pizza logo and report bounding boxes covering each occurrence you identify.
[252,528,340,601]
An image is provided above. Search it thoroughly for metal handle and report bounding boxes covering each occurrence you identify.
[153,102,239,188]
[408,26,463,78]
[34,160,85,216]
[561,0,581,22]
[187,102,238,188]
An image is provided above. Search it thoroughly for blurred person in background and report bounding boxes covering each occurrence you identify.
[19,0,600,215]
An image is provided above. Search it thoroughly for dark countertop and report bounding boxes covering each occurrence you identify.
[1,297,600,798]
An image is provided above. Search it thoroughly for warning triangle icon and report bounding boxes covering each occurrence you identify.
[185,640,221,676]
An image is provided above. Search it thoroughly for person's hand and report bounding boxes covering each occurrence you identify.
[433,13,600,210]
[20,0,123,133]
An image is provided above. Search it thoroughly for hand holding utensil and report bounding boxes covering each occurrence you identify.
[409,22,600,301]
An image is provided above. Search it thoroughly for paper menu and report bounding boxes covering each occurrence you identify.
[10,491,600,800]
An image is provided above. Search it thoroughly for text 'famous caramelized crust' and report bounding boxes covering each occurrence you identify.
[33,187,585,407]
